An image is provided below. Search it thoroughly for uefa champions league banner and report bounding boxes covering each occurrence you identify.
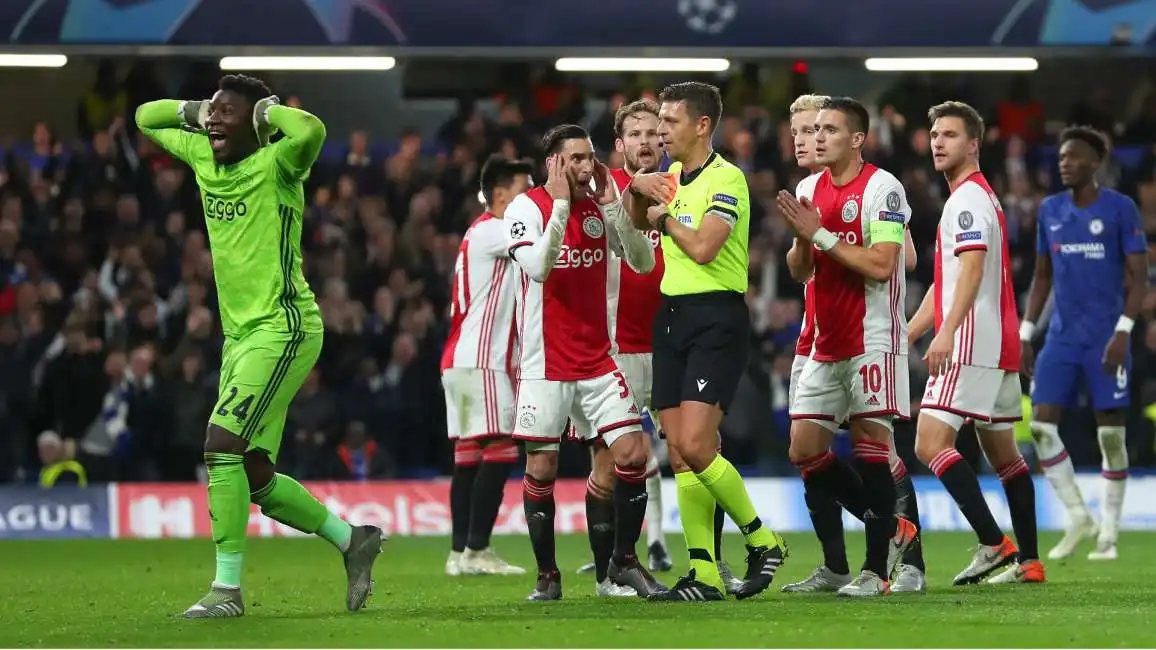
[0,485,112,539]
[2,476,1154,540]
[1,0,1154,48]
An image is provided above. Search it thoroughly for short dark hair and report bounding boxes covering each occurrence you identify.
[540,124,589,156]
[613,98,660,138]
[820,96,870,135]
[480,155,534,204]
[927,101,985,142]
[1059,125,1109,160]
[218,74,273,107]
[659,82,723,133]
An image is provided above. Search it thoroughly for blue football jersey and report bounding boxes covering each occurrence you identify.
[1036,188,1146,346]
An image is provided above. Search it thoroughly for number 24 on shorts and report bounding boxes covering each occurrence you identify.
[218,386,256,422]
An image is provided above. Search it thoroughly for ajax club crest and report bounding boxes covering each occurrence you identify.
[841,199,859,223]
[583,215,605,239]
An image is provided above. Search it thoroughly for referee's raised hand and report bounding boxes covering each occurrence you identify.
[545,154,570,202]
[629,172,676,205]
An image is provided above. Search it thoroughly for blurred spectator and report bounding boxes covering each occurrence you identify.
[78,59,128,139]
[325,421,396,481]
[37,430,86,487]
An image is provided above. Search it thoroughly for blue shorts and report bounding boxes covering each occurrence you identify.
[1031,339,1131,411]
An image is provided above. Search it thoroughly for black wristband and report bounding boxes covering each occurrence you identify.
[658,213,670,235]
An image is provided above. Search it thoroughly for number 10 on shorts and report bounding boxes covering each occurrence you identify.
[859,363,883,394]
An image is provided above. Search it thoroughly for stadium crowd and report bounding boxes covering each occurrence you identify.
[1,66,1155,485]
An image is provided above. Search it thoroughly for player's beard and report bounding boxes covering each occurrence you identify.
[629,147,659,174]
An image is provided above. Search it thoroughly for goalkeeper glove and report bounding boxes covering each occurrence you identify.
[252,95,281,146]
[179,100,211,133]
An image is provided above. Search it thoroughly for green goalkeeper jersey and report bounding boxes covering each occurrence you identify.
[135,100,323,336]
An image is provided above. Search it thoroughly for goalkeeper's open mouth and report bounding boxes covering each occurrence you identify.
[208,129,227,152]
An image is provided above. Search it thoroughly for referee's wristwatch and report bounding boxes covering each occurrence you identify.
[657,213,671,235]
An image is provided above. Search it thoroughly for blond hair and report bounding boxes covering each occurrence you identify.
[789,94,829,115]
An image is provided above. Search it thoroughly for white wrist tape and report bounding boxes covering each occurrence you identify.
[1116,316,1135,334]
[1019,321,1035,342]
[812,228,839,252]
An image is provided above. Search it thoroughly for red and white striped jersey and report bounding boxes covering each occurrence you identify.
[606,167,663,354]
[793,172,820,358]
[795,280,816,357]
[933,171,1020,371]
[507,187,616,381]
[440,212,518,373]
[795,164,910,362]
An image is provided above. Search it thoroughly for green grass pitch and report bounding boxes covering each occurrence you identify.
[2,532,1153,647]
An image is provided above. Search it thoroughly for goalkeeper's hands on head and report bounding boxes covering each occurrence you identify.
[252,95,281,146]
[179,100,211,133]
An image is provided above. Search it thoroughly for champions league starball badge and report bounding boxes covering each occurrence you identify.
[886,191,901,212]
[677,0,738,34]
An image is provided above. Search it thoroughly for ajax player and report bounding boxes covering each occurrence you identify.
[442,155,533,577]
[909,101,1044,585]
[1020,126,1147,561]
[507,125,666,601]
[575,99,671,596]
[136,76,383,617]
[779,94,927,594]
[776,96,918,597]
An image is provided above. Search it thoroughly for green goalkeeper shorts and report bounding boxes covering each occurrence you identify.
[209,328,323,462]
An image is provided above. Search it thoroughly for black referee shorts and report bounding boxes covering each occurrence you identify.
[651,290,749,413]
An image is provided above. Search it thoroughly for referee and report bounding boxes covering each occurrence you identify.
[629,82,788,602]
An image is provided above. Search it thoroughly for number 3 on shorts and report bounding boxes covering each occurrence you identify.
[612,371,631,400]
[217,386,256,422]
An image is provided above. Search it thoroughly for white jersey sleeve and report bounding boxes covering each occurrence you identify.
[943,183,998,255]
[506,193,567,283]
[470,217,510,259]
[794,172,821,201]
[602,199,654,274]
[862,169,910,248]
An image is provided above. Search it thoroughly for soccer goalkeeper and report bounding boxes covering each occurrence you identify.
[136,75,384,618]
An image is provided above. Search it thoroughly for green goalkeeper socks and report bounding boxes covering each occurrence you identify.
[697,454,779,549]
[205,453,249,587]
[675,471,722,589]
[251,473,351,551]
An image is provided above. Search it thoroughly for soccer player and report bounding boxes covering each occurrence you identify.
[442,155,533,577]
[775,96,918,597]
[778,95,927,595]
[573,99,670,597]
[1019,126,1147,562]
[908,101,1044,585]
[507,124,666,601]
[135,75,383,618]
[630,82,788,602]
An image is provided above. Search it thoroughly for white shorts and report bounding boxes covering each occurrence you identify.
[920,365,1021,431]
[788,353,808,410]
[614,352,653,411]
[442,368,515,440]
[514,370,643,450]
[791,351,910,432]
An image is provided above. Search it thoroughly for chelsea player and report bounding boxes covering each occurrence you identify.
[1018,126,1148,563]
